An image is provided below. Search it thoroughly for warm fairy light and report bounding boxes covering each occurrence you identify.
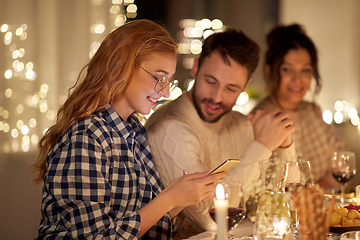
[351,116,360,126]
[211,19,223,29]
[28,70,36,80]
[232,105,244,113]
[31,134,39,144]
[15,27,23,36]
[19,48,25,57]
[22,142,30,152]
[29,118,37,128]
[184,27,203,38]
[26,62,33,70]
[39,101,48,113]
[92,24,105,34]
[11,128,19,138]
[3,123,10,132]
[126,4,137,12]
[13,60,19,69]
[19,32,27,40]
[4,31,12,45]
[190,39,202,54]
[21,125,29,135]
[342,100,349,111]
[12,50,20,59]
[186,79,195,91]
[178,43,191,54]
[178,18,224,57]
[46,110,56,120]
[110,5,121,14]
[199,19,212,30]
[236,92,249,106]
[20,24,27,31]
[5,88,13,98]
[322,109,333,124]
[334,100,344,112]
[5,69,12,79]
[39,91,47,99]
[334,111,344,124]
[180,19,196,28]
[16,61,24,71]
[16,120,24,129]
[2,110,9,120]
[349,108,358,119]
[115,14,126,26]
[182,57,194,69]
[16,104,24,114]
[203,30,214,39]
[23,135,30,144]
[1,24,9,32]
[0,4,135,153]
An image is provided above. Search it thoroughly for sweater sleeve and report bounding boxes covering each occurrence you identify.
[147,119,219,231]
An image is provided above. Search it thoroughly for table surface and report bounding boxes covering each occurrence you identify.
[184,218,254,240]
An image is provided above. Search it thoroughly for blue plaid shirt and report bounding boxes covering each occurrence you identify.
[37,104,176,239]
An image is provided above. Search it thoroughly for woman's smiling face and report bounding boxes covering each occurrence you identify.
[276,48,313,110]
[112,52,176,120]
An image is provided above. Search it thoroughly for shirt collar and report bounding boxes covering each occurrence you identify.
[99,104,144,139]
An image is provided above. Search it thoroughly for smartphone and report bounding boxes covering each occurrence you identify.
[210,159,240,174]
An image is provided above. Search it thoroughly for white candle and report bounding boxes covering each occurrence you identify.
[215,183,228,240]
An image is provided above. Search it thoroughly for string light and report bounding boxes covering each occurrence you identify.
[1,22,40,153]
[323,100,360,132]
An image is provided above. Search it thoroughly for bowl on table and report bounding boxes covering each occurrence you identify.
[330,226,360,235]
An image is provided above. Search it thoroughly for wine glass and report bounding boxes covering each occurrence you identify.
[285,157,314,238]
[340,231,360,240]
[208,181,246,239]
[285,157,314,192]
[331,151,357,205]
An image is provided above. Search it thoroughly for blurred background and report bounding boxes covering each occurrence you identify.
[0,0,359,239]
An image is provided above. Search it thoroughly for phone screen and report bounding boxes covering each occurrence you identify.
[210,159,240,174]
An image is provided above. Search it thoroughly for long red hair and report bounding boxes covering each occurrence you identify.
[32,19,177,183]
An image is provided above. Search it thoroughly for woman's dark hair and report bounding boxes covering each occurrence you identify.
[197,28,260,81]
[264,24,321,98]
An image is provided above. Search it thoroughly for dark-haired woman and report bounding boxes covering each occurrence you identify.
[251,24,346,189]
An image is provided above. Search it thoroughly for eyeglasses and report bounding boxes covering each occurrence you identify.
[138,65,178,92]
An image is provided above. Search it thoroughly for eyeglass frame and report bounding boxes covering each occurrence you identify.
[137,65,178,92]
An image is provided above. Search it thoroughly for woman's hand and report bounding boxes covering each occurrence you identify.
[248,109,295,151]
[163,171,228,209]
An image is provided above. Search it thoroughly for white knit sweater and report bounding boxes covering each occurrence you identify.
[145,92,294,238]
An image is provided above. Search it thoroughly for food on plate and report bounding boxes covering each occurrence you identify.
[325,204,360,227]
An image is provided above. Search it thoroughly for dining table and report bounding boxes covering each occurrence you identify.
[184,218,254,240]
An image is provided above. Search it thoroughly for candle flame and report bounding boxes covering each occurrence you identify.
[215,183,225,200]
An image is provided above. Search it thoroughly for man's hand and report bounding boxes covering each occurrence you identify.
[247,109,295,151]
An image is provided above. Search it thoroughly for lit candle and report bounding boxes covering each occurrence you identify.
[214,183,228,240]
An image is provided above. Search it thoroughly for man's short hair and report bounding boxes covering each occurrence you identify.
[197,28,260,80]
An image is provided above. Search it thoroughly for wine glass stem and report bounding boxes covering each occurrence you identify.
[340,184,345,204]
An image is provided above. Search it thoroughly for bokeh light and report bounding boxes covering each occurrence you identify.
[322,109,333,124]
[334,111,344,124]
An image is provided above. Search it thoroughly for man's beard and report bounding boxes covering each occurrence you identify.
[192,89,232,123]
